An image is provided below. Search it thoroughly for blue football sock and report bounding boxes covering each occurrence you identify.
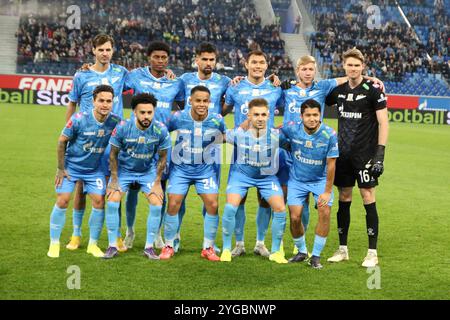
[234,204,246,242]
[312,235,327,257]
[145,205,162,248]
[49,205,67,243]
[117,201,122,238]
[293,235,308,254]
[222,203,238,251]
[88,208,104,243]
[203,212,219,249]
[271,211,287,253]
[302,203,310,233]
[105,201,120,247]
[256,206,271,242]
[177,199,186,233]
[72,209,85,237]
[126,188,139,229]
[164,213,179,247]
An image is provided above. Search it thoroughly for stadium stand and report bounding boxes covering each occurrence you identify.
[15,0,295,79]
[304,0,449,96]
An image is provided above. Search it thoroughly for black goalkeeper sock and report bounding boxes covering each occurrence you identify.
[364,202,379,249]
[337,201,351,246]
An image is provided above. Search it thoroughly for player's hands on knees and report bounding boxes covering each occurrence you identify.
[317,192,331,208]
[149,181,164,204]
[267,73,281,87]
[55,168,70,187]
[231,76,245,86]
[106,178,121,198]
[164,69,176,80]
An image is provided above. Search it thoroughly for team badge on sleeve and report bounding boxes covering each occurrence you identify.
[66,119,73,129]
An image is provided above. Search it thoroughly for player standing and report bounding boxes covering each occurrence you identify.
[160,86,226,261]
[123,41,184,249]
[281,99,339,269]
[221,98,288,264]
[65,34,128,252]
[325,48,389,267]
[223,50,283,258]
[47,85,121,258]
[104,93,171,259]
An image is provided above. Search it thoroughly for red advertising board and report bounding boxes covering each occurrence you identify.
[0,74,73,92]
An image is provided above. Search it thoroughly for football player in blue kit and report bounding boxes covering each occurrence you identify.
[47,85,121,258]
[220,98,288,264]
[122,41,184,250]
[175,42,231,252]
[281,99,339,269]
[159,86,226,261]
[65,34,128,252]
[104,93,171,259]
[223,50,283,258]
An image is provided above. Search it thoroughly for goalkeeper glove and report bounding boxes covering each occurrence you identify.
[368,145,385,178]
[280,79,296,90]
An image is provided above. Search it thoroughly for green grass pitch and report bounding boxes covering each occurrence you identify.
[0,103,449,300]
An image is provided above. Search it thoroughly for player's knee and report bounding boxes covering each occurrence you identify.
[290,212,301,225]
[91,196,105,209]
[56,195,70,209]
[360,188,375,204]
[338,188,353,202]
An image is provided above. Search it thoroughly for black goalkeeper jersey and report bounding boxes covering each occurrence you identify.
[326,80,387,163]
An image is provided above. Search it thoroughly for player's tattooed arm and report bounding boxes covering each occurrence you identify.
[55,135,70,187]
[150,149,167,203]
[107,145,121,197]
[65,101,77,123]
[318,157,336,207]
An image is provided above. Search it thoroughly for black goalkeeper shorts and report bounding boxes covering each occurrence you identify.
[334,156,378,189]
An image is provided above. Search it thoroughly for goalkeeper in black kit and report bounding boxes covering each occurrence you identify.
[325,48,389,268]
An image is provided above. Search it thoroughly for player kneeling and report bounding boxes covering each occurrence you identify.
[221,98,288,264]
[104,93,171,259]
[47,85,120,258]
[281,99,338,269]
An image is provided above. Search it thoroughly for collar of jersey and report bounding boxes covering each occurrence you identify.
[188,109,210,123]
[91,109,108,126]
[133,118,153,132]
[145,67,168,81]
[244,77,267,87]
[196,72,215,82]
[294,81,317,92]
[89,64,112,75]
[302,122,323,137]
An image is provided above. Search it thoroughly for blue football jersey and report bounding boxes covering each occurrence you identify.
[227,127,287,179]
[109,119,171,174]
[281,121,339,183]
[282,79,338,124]
[167,110,226,174]
[225,78,282,128]
[180,72,230,114]
[68,64,128,118]
[62,111,121,173]
[125,67,184,124]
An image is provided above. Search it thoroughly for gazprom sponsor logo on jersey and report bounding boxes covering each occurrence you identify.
[294,152,323,166]
[240,102,249,115]
[288,101,301,114]
[82,142,105,154]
